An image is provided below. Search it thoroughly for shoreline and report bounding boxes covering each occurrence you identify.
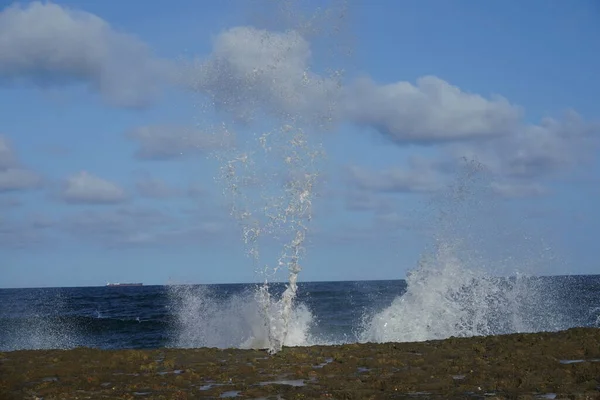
[1,328,599,399]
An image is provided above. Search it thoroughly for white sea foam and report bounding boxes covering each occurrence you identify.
[359,245,559,343]
[359,161,564,344]
[168,284,314,349]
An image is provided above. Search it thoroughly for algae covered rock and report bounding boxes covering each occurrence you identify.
[0,328,599,399]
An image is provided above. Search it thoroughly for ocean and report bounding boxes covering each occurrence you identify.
[1,276,599,352]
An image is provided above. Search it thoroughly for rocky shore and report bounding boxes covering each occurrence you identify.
[1,328,599,399]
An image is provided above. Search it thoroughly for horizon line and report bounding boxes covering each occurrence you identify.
[1,273,598,290]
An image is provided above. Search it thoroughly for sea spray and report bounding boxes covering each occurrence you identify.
[0,289,80,350]
[167,127,322,352]
[217,124,322,353]
[167,284,313,349]
[173,1,347,352]
[360,160,567,343]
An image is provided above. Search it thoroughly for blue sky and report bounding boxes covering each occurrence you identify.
[1,0,599,288]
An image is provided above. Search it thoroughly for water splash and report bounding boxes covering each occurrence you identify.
[360,246,563,343]
[168,284,314,350]
[212,123,323,353]
[0,289,80,350]
[591,307,600,327]
[180,1,347,353]
[360,160,565,343]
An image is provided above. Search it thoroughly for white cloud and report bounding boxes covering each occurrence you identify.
[343,95,597,201]
[345,76,522,144]
[0,135,42,192]
[61,171,127,204]
[499,113,597,179]
[0,168,41,192]
[184,27,524,145]
[446,111,599,181]
[0,2,172,108]
[184,26,341,125]
[182,26,598,196]
[126,125,234,160]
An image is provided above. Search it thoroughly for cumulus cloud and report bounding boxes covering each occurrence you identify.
[349,109,597,200]
[126,125,234,160]
[0,135,42,193]
[184,26,341,125]
[442,111,600,188]
[0,2,172,107]
[345,76,522,144]
[341,93,597,202]
[0,168,41,192]
[184,26,524,144]
[181,25,598,200]
[61,171,127,204]
[494,113,595,179]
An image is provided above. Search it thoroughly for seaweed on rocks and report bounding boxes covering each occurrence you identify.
[1,328,599,399]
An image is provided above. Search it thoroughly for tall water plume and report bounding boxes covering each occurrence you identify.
[174,1,348,353]
[215,124,324,353]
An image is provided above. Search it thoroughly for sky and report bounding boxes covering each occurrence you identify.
[1,0,599,288]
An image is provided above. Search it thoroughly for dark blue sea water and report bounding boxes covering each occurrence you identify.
[1,276,599,352]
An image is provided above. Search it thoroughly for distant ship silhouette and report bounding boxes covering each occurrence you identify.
[106,282,143,287]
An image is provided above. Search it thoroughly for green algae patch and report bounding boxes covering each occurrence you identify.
[1,328,599,399]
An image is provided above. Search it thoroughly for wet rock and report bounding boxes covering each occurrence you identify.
[1,328,599,399]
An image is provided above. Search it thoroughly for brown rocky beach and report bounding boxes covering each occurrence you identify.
[1,327,599,400]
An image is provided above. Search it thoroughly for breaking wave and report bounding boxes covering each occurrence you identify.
[168,284,315,349]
